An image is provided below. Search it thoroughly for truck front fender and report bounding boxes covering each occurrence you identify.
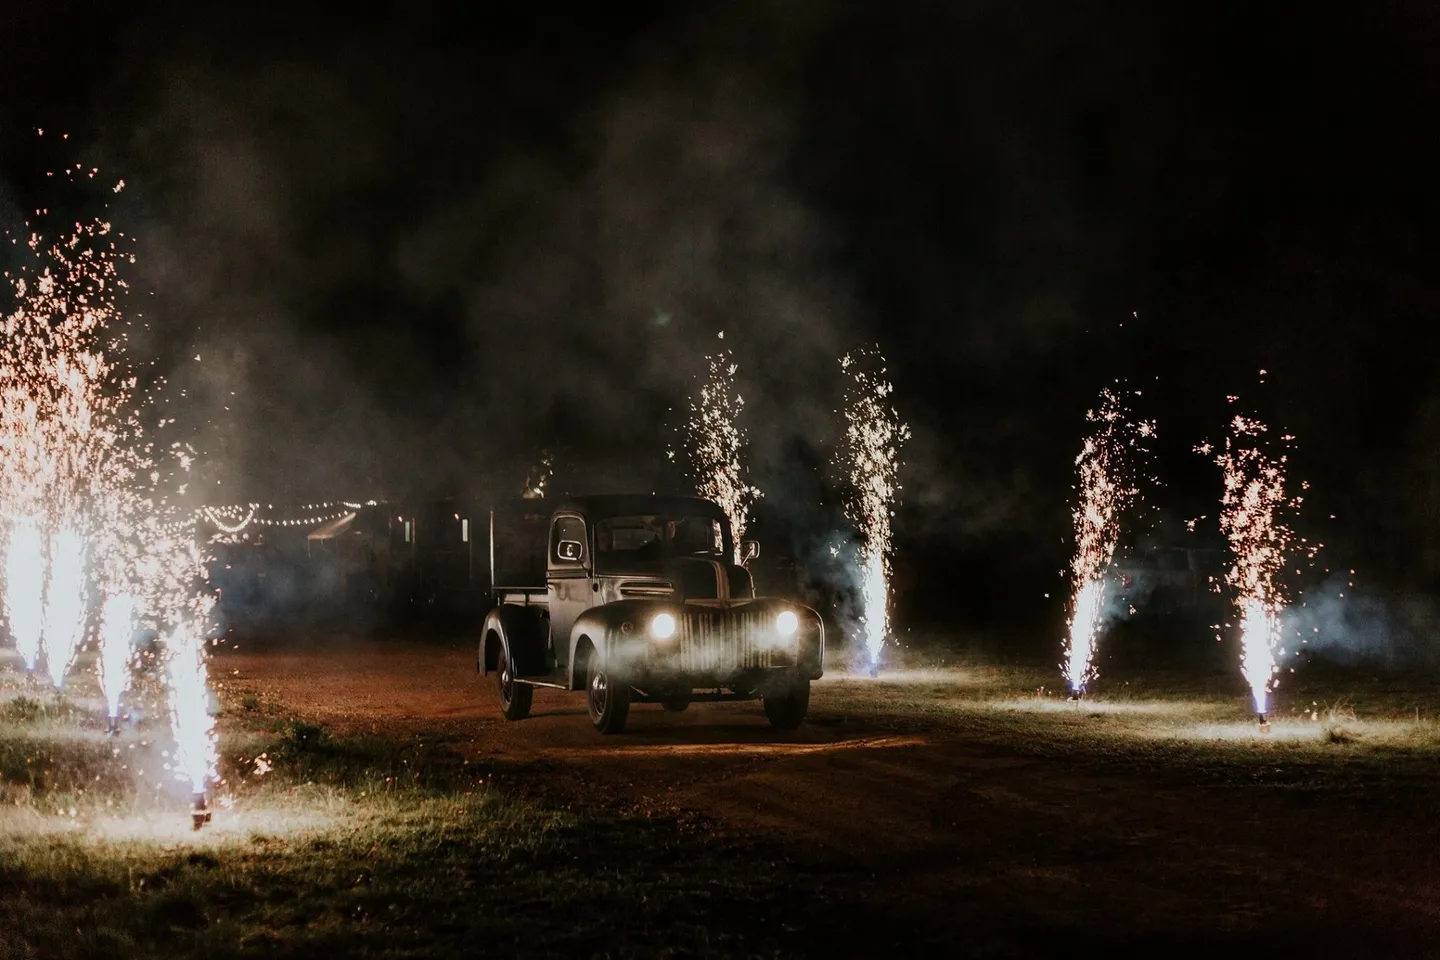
[568,601,656,690]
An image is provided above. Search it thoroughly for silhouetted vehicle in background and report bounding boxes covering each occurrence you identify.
[1111,546,1229,618]
[478,494,825,733]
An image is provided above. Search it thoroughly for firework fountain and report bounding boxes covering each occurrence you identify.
[166,621,217,829]
[0,172,217,823]
[838,347,909,676]
[1061,387,1153,698]
[1208,410,1311,730]
[684,337,761,564]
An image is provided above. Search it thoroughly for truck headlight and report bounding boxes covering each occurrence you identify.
[650,613,677,640]
[776,610,798,636]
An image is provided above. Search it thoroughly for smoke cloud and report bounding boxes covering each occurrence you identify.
[81,5,857,509]
[3,0,1432,634]
[1281,576,1440,668]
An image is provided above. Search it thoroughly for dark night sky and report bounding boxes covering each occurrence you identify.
[2,1,1439,614]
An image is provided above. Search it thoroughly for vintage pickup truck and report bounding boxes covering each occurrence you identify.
[478,494,824,733]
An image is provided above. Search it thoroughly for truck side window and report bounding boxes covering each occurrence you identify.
[550,516,587,567]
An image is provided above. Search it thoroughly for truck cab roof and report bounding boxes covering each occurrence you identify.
[553,494,728,524]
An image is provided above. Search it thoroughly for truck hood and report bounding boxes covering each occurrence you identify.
[609,556,753,602]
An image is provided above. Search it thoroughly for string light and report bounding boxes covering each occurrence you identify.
[193,500,376,533]
[201,505,255,534]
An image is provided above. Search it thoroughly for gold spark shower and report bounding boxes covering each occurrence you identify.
[684,337,761,564]
[1208,409,1313,723]
[838,346,909,673]
[1,166,216,820]
[1062,387,1152,696]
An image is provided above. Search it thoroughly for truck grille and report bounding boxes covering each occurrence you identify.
[675,608,789,673]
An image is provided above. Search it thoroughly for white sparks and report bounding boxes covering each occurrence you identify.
[42,524,88,687]
[165,621,217,794]
[99,592,136,718]
[1209,410,1314,716]
[5,516,46,671]
[685,347,761,563]
[839,347,909,668]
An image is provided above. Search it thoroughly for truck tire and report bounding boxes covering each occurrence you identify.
[497,658,533,721]
[587,651,630,734]
[763,677,810,730]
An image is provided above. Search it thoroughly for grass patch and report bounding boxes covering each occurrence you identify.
[813,661,1440,803]
[12,644,1440,956]
[0,679,866,959]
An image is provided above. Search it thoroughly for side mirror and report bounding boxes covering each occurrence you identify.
[556,540,584,563]
[740,540,760,564]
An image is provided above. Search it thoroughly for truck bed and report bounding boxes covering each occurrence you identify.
[496,586,547,607]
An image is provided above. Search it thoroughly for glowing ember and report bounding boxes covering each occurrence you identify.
[1061,387,1152,695]
[684,338,761,563]
[1210,411,1310,716]
[98,592,136,720]
[838,347,909,670]
[5,516,46,670]
[43,524,88,687]
[164,621,217,796]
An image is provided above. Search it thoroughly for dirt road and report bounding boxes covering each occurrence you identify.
[221,637,1440,956]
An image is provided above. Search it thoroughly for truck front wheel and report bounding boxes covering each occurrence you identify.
[763,677,810,730]
[497,660,533,721]
[586,652,630,734]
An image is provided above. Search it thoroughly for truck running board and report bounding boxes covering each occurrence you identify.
[515,679,569,690]
[630,689,760,704]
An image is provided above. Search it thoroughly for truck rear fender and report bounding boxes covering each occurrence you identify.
[481,604,548,679]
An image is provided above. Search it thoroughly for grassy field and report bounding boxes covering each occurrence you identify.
[6,639,1440,958]
[0,657,870,959]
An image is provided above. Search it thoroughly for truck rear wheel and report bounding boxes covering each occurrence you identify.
[587,652,630,734]
[497,660,533,721]
[763,678,810,730]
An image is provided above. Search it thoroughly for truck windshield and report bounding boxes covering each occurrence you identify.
[594,514,726,568]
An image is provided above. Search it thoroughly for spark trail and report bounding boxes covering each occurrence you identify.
[684,337,761,564]
[98,592,135,722]
[43,524,88,686]
[1062,387,1152,696]
[839,346,909,673]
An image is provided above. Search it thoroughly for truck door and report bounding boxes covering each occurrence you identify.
[546,513,591,668]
